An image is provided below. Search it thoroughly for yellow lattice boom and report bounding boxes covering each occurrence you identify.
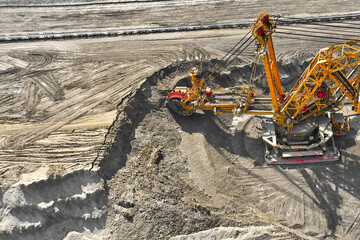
[276,41,360,126]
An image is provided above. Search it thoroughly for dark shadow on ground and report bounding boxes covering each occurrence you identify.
[275,147,360,236]
[171,104,360,237]
[172,107,360,236]
[170,111,264,163]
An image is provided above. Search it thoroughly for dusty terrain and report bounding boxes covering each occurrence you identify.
[0,1,360,239]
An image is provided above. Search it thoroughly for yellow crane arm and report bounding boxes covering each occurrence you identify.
[280,41,360,123]
[251,11,283,112]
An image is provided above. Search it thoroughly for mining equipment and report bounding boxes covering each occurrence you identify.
[167,11,360,164]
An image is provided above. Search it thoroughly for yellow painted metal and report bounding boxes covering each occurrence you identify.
[268,37,283,96]
[263,52,280,110]
[330,113,350,135]
[280,41,360,125]
[251,11,282,112]
[250,12,360,129]
[251,11,277,52]
[245,110,273,115]
[177,67,271,116]
[356,69,360,113]
[173,12,360,129]
[290,146,309,150]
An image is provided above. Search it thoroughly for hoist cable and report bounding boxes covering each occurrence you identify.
[248,54,259,88]
[272,34,348,45]
[220,30,252,62]
[278,26,360,39]
[202,18,262,81]
[201,33,253,81]
[277,18,360,30]
[278,24,360,34]
[279,15,360,25]
[218,38,255,74]
[203,35,254,80]
[208,38,255,81]
[275,31,357,42]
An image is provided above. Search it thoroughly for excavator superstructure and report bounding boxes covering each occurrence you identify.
[167,11,360,164]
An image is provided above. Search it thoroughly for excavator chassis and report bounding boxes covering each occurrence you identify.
[261,115,340,164]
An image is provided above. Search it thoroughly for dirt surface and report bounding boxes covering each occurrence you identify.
[0,1,360,240]
[1,0,360,35]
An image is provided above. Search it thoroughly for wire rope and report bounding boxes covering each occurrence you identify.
[278,18,360,30]
[202,35,254,81]
[278,25,360,39]
[220,30,252,62]
[275,31,357,42]
[279,15,360,25]
[210,38,255,81]
[201,31,253,81]
[272,33,353,45]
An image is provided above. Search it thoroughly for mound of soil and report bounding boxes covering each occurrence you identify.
[2,52,360,240]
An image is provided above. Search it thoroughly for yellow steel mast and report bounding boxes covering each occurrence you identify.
[251,11,283,113]
[251,12,360,129]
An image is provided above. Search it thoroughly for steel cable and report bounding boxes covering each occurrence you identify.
[220,30,252,62]
[279,15,360,24]
[275,31,357,43]
[208,38,255,82]
[202,34,254,80]
[273,34,346,44]
[278,18,360,30]
[278,25,360,39]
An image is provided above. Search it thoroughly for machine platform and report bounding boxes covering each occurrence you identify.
[261,115,340,165]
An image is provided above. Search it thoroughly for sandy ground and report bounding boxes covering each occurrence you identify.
[0,1,360,239]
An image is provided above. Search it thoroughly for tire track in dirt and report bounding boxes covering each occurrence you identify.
[1,13,359,42]
[0,46,210,188]
[221,163,326,239]
[0,0,173,8]
[0,129,108,165]
[3,61,154,149]
[21,74,64,116]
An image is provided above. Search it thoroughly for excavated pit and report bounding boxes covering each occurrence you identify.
[99,51,315,178]
[99,53,360,239]
[1,52,360,240]
[1,1,360,239]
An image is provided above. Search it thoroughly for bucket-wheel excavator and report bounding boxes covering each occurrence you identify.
[167,11,360,164]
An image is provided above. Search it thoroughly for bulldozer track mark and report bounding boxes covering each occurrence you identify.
[1,13,359,42]
[179,45,211,63]
[192,47,210,61]
[170,225,298,240]
[226,165,332,236]
[344,212,360,238]
[21,74,64,114]
[0,0,174,8]
[27,52,53,68]
[0,94,15,103]
[36,74,64,101]
[3,63,155,149]
[22,78,42,115]
[153,47,211,69]
[247,205,318,240]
